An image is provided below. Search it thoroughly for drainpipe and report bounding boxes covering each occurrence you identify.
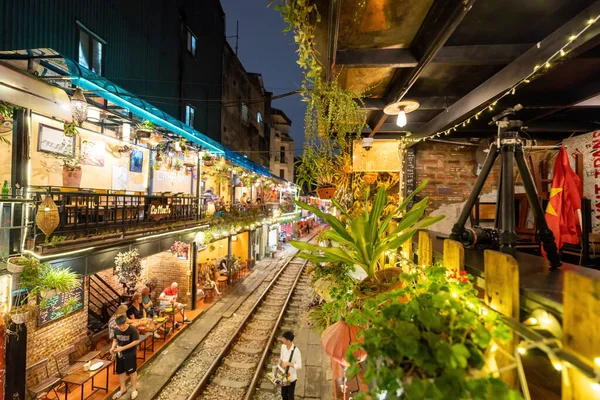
[191,241,198,310]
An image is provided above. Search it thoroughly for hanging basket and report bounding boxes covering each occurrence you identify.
[184,154,198,167]
[363,173,378,185]
[36,196,60,237]
[317,186,336,200]
[136,128,153,139]
[6,257,25,273]
[203,159,214,167]
[10,311,30,324]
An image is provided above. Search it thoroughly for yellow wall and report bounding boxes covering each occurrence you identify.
[0,132,11,184]
[30,113,150,192]
[232,231,249,260]
[197,238,228,263]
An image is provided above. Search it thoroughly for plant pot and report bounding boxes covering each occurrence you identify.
[136,128,153,139]
[363,173,378,185]
[62,167,82,187]
[317,186,336,200]
[10,311,29,324]
[40,289,58,299]
[203,160,214,167]
[6,257,25,273]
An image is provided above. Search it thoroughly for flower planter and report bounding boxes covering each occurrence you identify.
[317,186,336,200]
[62,167,82,187]
[40,289,58,299]
[136,128,153,139]
[203,160,214,167]
[6,257,26,273]
[10,311,29,324]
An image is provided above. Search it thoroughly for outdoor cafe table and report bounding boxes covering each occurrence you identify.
[62,358,112,400]
[136,318,167,353]
[76,350,101,363]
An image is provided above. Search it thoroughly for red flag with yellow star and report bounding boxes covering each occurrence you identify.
[544,146,582,254]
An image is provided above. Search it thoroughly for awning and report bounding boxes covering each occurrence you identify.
[0,61,72,122]
[0,48,272,177]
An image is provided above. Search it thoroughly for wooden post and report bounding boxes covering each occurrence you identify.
[401,237,413,262]
[484,249,519,390]
[417,230,432,267]
[442,239,464,273]
[562,270,600,400]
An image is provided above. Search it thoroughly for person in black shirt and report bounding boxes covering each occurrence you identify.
[127,294,146,320]
[111,315,140,399]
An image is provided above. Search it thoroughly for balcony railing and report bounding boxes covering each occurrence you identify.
[29,189,204,243]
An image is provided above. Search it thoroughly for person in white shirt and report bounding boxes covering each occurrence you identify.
[279,331,302,399]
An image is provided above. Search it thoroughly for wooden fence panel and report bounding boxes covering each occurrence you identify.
[562,270,600,400]
[417,230,432,267]
[484,249,520,390]
[442,239,464,273]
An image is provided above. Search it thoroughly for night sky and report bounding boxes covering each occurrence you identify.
[220,0,305,154]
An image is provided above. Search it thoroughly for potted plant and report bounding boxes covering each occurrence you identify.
[62,157,82,187]
[63,122,79,137]
[170,241,190,259]
[114,249,142,296]
[6,255,32,273]
[203,153,215,167]
[136,120,155,139]
[184,151,198,167]
[174,158,184,171]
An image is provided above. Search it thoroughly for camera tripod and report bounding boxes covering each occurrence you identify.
[449,104,562,268]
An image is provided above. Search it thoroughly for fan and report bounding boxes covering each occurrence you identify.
[473,138,493,176]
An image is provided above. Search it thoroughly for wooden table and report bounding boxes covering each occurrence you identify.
[62,358,112,400]
[138,319,167,353]
[76,351,101,363]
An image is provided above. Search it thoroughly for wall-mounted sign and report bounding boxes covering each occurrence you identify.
[150,201,172,221]
[352,139,402,172]
[404,147,417,209]
[38,279,84,326]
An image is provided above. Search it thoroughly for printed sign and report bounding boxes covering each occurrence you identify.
[150,201,172,220]
[38,124,75,157]
[404,147,416,208]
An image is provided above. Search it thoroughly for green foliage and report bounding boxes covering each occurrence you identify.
[63,122,79,137]
[291,181,443,279]
[37,265,80,294]
[45,235,67,247]
[137,120,155,131]
[345,266,520,400]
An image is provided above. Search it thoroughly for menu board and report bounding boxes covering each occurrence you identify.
[404,147,416,209]
[37,279,84,326]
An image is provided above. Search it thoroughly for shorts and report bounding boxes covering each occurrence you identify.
[115,351,137,375]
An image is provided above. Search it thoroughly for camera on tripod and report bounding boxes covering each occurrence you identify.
[455,226,500,250]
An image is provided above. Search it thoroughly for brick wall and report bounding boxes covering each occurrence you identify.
[415,142,500,211]
[25,279,89,380]
[96,252,192,305]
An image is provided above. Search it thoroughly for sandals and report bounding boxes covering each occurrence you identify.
[131,391,139,399]
[112,391,122,399]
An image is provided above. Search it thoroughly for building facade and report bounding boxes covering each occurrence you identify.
[269,108,294,181]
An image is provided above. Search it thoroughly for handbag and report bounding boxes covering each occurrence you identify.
[267,347,296,387]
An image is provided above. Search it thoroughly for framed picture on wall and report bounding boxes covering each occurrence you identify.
[130,149,143,173]
[37,124,76,157]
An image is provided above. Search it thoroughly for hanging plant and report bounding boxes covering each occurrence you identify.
[170,241,190,259]
[174,159,184,171]
[114,249,142,296]
[63,122,80,137]
[136,120,155,139]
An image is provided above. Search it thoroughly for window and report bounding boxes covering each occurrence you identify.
[257,112,262,123]
[280,146,286,163]
[185,104,195,127]
[280,169,285,179]
[241,103,248,122]
[78,24,105,75]
[187,28,197,56]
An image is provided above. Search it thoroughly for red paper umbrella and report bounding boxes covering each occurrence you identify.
[321,320,367,367]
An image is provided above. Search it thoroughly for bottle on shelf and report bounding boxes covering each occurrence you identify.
[1,180,9,198]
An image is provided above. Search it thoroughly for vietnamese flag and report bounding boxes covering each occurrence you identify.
[544,146,582,254]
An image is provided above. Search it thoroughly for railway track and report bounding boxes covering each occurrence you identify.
[153,242,314,400]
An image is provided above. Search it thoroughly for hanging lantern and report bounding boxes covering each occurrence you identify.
[36,196,60,237]
[70,87,88,126]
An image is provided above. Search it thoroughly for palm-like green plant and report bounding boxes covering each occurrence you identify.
[290,181,443,280]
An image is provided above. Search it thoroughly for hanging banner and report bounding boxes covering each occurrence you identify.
[563,131,600,230]
[352,139,403,172]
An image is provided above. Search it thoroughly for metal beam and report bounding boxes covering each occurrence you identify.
[362,96,460,110]
[368,0,477,137]
[362,122,425,135]
[338,43,533,68]
[415,1,600,138]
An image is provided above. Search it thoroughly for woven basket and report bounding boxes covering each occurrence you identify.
[36,195,60,237]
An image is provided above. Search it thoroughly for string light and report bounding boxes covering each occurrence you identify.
[420,15,600,142]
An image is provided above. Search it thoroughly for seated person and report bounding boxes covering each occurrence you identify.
[218,258,228,275]
[108,305,136,340]
[159,282,192,327]
[127,294,146,320]
[204,273,221,295]
[141,287,155,317]
[240,193,249,204]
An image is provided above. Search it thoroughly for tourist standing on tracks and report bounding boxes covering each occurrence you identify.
[279,331,302,399]
[111,315,140,399]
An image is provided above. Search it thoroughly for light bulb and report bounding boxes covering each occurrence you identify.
[396,110,407,128]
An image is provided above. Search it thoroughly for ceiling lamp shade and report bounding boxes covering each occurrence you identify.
[70,87,88,126]
[384,99,420,130]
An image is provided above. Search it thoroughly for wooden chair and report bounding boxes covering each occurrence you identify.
[214,269,228,292]
[52,345,83,392]
[26,359,61,400]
